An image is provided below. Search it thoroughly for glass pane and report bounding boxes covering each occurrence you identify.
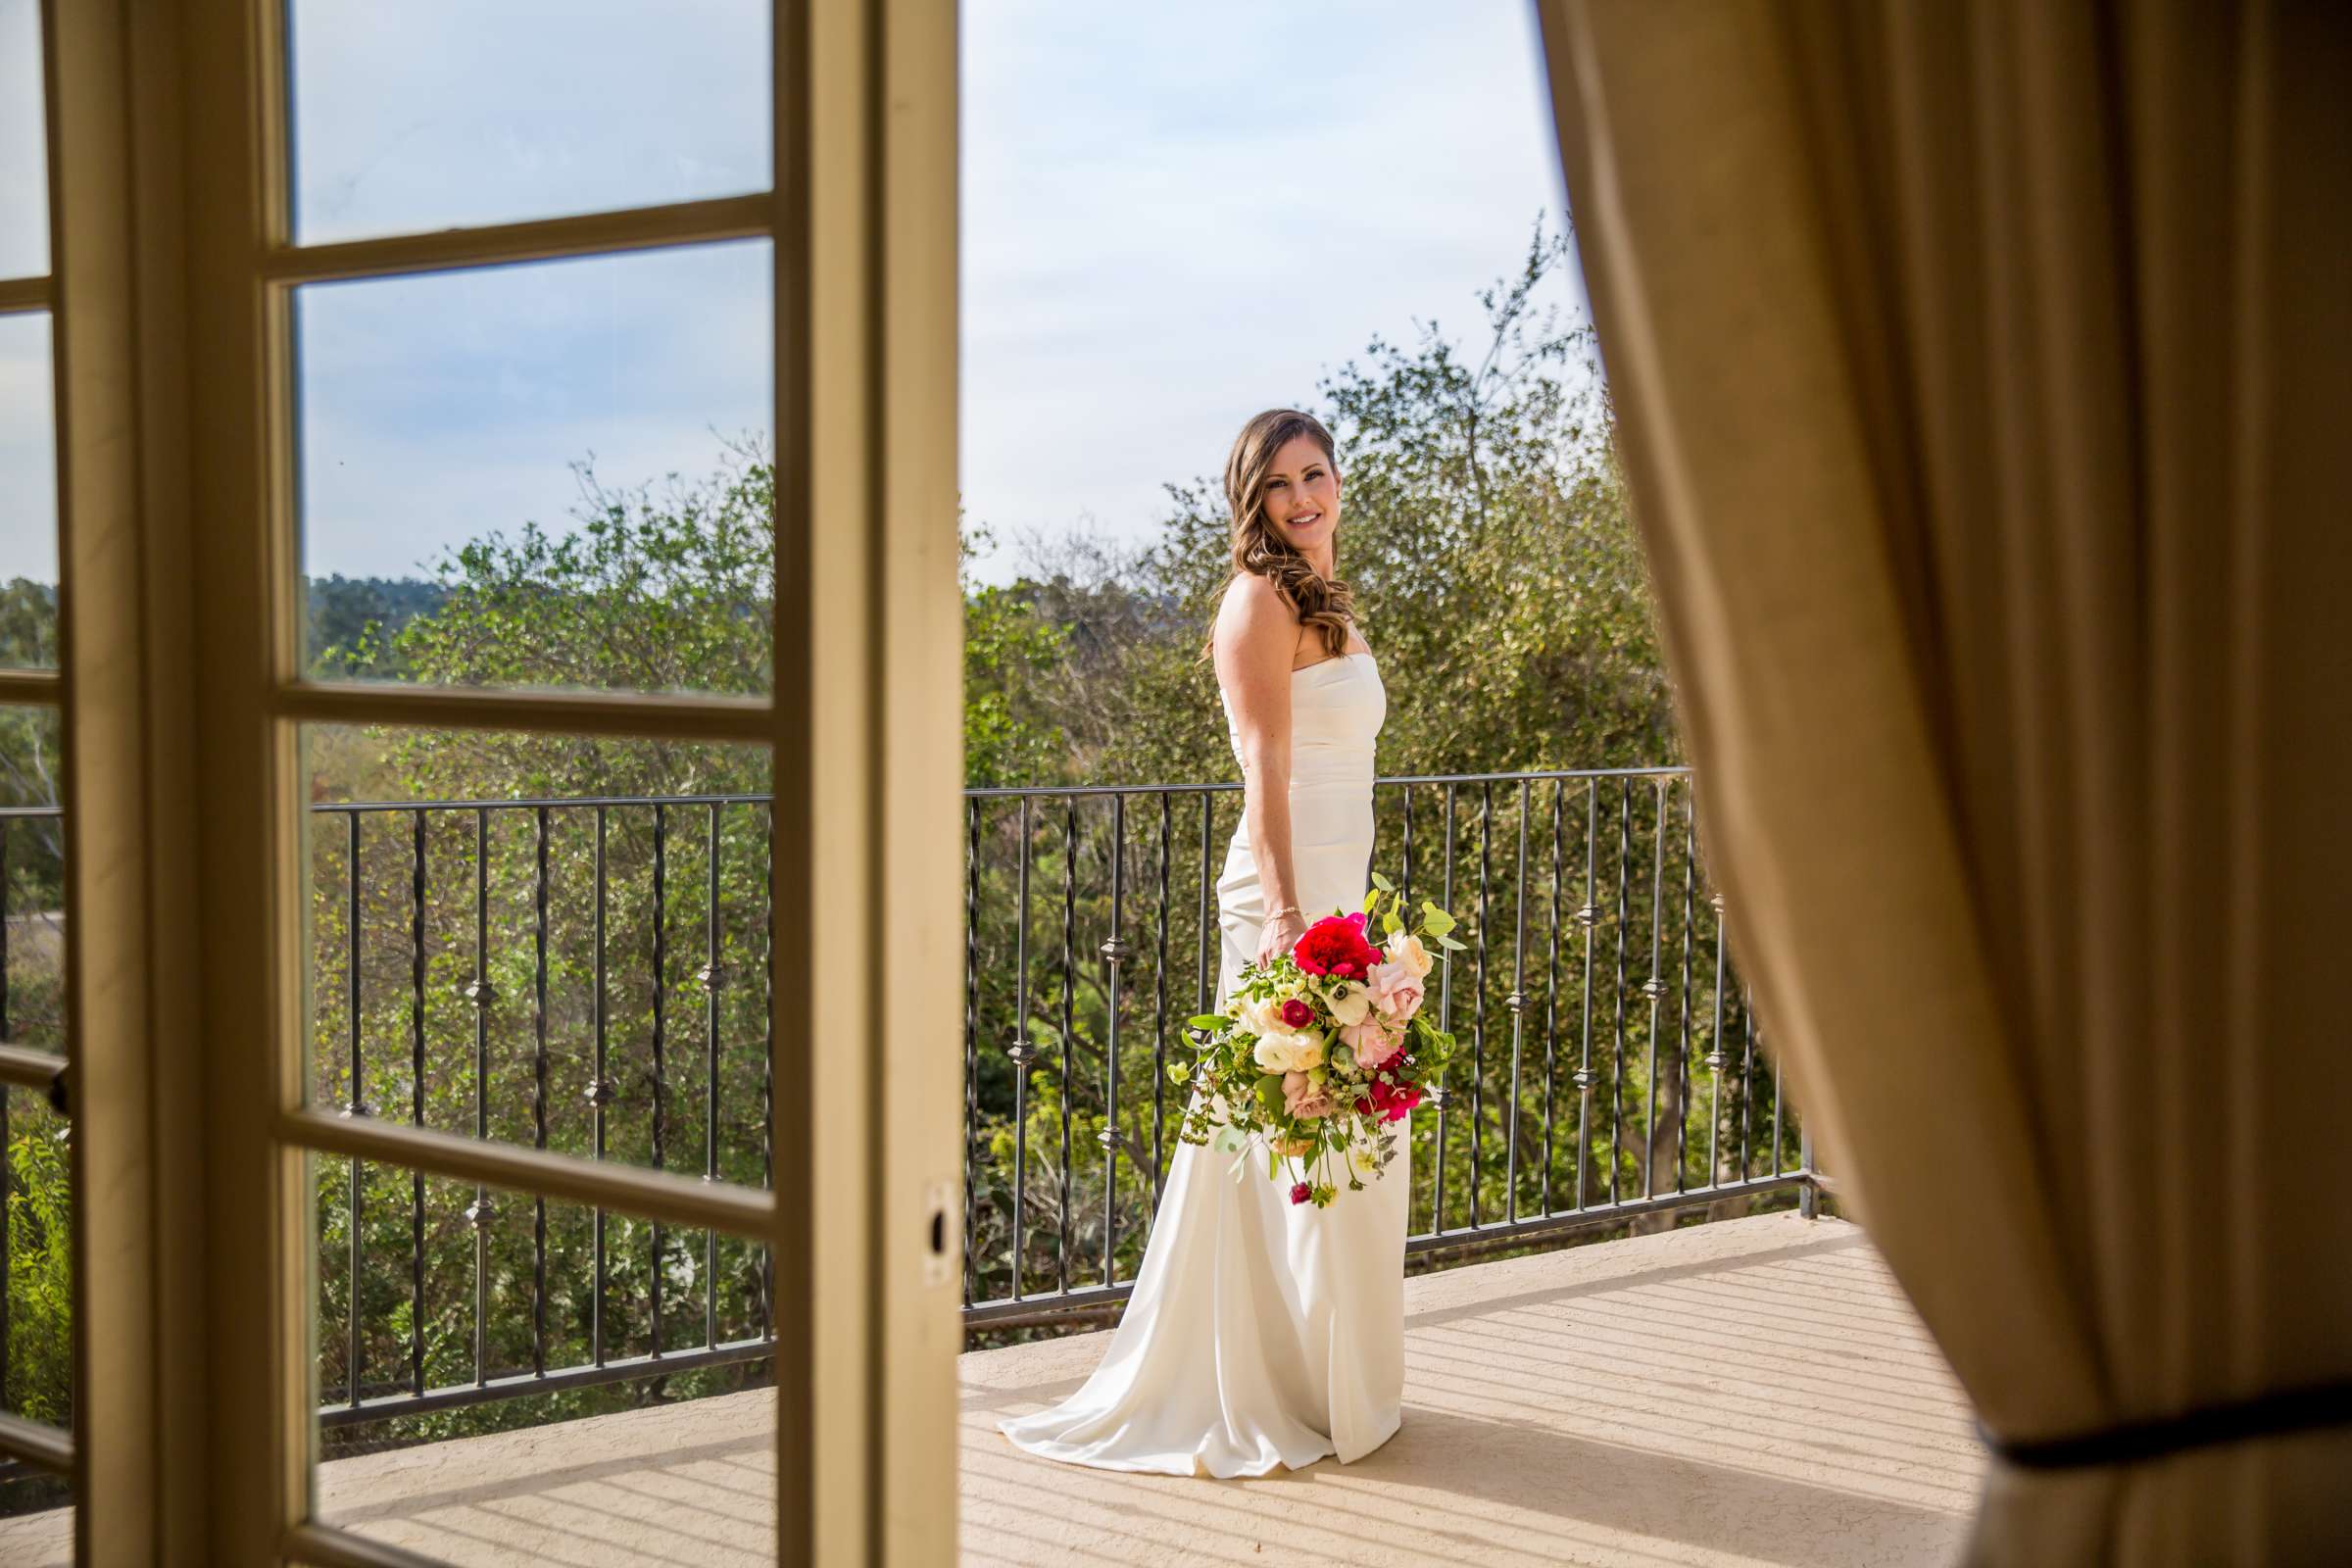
[304,724,773,1185]
[294,242,772,697]
[0,312,57,670]
[310,1155,777,1564]
[287,0,770,247]
[0,0,45,280]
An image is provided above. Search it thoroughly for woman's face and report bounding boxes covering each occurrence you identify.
[1259,434,1341,552]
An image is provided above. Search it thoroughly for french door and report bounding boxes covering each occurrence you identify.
[28,1,960,1561]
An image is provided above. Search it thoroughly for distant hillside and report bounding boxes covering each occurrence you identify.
[304,574,449,678]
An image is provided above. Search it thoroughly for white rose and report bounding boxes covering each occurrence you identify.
[1237,995,1285,1039]
[1251,1028,1325,1074]
[1386,931,1435,979]
[1323,981,1373,1027]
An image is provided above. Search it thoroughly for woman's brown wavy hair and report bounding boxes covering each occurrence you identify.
[1198,408,1357,664]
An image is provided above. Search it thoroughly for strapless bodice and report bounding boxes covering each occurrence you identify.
[1220,650,1385,791]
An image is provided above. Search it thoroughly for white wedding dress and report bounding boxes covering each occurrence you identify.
[998,648,1407,1477]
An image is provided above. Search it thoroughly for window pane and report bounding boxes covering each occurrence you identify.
[303,724,773,1185]
[294,242,772,697]
[0,0,45,280]
[287,0,770,246]
[0,312,57,670]
[309,1155,777,1564]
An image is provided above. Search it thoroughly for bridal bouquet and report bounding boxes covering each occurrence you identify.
[1173,875,1464,1206]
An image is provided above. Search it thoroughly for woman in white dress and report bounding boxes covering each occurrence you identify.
[999,408,1406,1477]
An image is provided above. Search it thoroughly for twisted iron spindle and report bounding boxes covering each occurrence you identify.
[1610,779,1631,1205]
[1007,797,1032,1300]
[409,809,426,1396]
[963,798,982,1303]
[1102,793,1126,1284]
[651,803,667,1357]
[1503,779,1529,1224]
[592,807,610,1367]
[469,808,491,1388]
[1470,782,1492,1228]
[704,803,721,1352]
[1056,798,1075,1296]
[1432,784,1455,1231]
[1643,779,1666,1200]
[1541,779,1565,1217]
[534,808,550,1377]
[1573,784,1597,1212]
[346,812,364,1406]
[1151,794,1171,1207]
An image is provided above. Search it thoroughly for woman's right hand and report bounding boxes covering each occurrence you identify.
[1256,906,1310,972]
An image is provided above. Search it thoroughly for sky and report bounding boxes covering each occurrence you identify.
[0,1,1583,591]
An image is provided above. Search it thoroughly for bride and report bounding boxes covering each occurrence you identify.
[998,408,1407,1477]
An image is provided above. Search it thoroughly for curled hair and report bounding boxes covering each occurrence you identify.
[1199,408,1356,663]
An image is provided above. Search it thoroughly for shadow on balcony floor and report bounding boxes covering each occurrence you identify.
[0,1213,1980,1565]
[964,1212,1982,1567]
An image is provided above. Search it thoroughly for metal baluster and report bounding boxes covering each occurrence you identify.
[1398,785,1421,1235]
[1196,794,1213,1015]
[760,808,775,1333]
[1468,784,1493,1228]
[1542,780,1565,1217]
[467,808,492,1387]
[1740,982,1756,1180]
[1503,779,1529,1225]
[1643,779,1666,1200]
[1470,784,1491,1227]
[410,810,426,1396]
[1101,794,1127,1284]
[1007,798,1032,1300]
[963,798,982,1303]
[1610,779,1631,1205]
[1771,1004,1786,1176]
[1706,880,1729,1193]
[534,808,550,1377]
[592,807,611,1366]
[1677,785,1695,1194]
[1151,793,1171,1206]
[1057,798,1076,1297]
[704,804,720,1351]
[1573,784,1597,1211]
[345,812,364,1407]
[1433,784,1455,1232]
[651,803,667,1356]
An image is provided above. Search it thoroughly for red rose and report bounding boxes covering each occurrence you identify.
[1368,1079,1424,1122]
[1294,913,1382,978]
[1289,1181,1312,1205]
[1280,998,1314,1029]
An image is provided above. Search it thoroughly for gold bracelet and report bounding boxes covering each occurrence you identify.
[1265,903,1303,921]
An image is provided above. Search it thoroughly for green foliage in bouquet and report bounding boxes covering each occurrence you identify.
[1172,875,1462,1206]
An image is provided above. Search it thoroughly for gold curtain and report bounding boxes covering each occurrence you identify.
[1535,2,2350,1560]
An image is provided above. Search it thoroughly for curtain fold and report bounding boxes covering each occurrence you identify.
[1536,3,2350,1560]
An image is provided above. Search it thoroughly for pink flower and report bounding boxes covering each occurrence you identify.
[1289,1182,1312,1205]
[1366,959,1424,1021]
[1280,998,1315,1029]
[1282,1069,1337,1119]
[1341,1013,1405,1071]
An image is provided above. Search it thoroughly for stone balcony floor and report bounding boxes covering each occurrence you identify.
[0,1211,1984,1566]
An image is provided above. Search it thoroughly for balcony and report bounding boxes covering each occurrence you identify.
[0,1213,1977,1567]
[0,770,1979,1563]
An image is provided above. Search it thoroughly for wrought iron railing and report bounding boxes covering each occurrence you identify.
[960,767,1808,1328]
[0,770,1812,1441]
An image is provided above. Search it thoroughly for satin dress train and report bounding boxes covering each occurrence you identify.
[998,651,1406,1477]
